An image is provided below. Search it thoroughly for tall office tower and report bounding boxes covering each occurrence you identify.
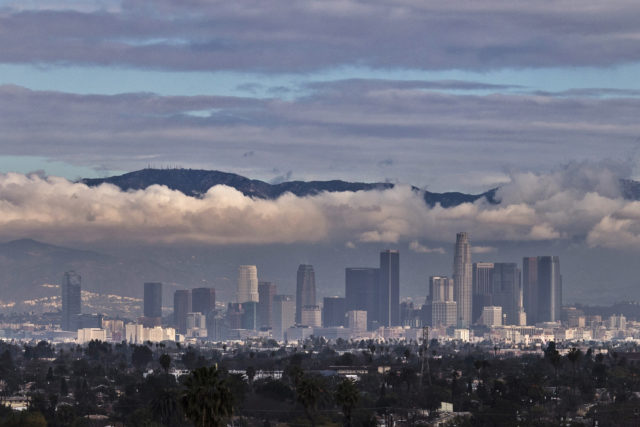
[491,263,522,325]
[453,233,472,328]
[272,295,295,340]
[143,282,163,326]
[345,267,379,328]
[173,290,192,334]
[295,264,316,324]
[537,256,562,322]
[472,262,494,323]
[258,281,277,329]
[379,250,400,327]
[191,288,216,316]
[237,265,259,303]
[323,296,346,327]
[61,271,82,331]
[522,257,539,324]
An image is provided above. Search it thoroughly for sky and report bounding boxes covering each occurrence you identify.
[2,0,640,302]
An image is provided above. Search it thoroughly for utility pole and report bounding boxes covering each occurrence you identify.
[420,326,432,387]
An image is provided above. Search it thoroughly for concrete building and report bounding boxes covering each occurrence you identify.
[453,233,472,327]
[300,305,321,327]
[272,295,295,341]
[432,301,457,327]
[379,250,400,326]
[61,271,82,331]
[481,306,502,327]
[186,312,207,337]
[77,328,106,344]
[296,265,316,324]
[347,310,367,332]
[237,265,259,303]
[125,324,175,344]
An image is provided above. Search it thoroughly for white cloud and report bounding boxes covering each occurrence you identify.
[0,162,639,249]
[471,246,497,254]
[409,241,446,254]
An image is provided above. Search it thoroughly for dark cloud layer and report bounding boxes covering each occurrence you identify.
[2,1,640,71]
[1,82,639,190]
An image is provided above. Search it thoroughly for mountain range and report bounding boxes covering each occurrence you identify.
[81,168,499,207]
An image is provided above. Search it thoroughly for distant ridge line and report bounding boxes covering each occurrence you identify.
[81,168,498,208]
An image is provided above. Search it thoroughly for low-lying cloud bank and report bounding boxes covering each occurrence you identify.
[0,162,639,250]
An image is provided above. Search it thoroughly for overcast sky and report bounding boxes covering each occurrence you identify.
[1,0,640,190]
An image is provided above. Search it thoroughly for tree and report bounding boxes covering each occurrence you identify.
[296,375,325,427]
[159,353,172,374]
[131,345,153,371]
[335,378,359,427]
[181,366,234,427]
[246,366,256,388]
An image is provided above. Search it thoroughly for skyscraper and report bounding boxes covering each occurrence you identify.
[522,257,539,324]
[345,267,379,328]
[237,265,259,303]
[258,281,277,329]
[427,276,457,327]
[61,271,81,331]
[492,263,521,325]
[173,289,192,334]
[538,256,562,323]
[191,287,216,316]
[144,282,163,327]
[296,264,316,324]
[453,232,472,327]
[472,262,494,323]
[523,256,562,323]
[379,250,399,327]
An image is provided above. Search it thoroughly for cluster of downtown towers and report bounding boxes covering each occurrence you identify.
[60,232,562,335]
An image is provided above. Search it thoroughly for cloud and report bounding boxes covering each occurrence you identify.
[0,162,639,249]
[2,84,640,192]
[1,1,640,71]
[409,241,445,254]
[471,246,497,254]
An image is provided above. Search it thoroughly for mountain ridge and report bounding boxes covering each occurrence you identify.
[81,168,498,208]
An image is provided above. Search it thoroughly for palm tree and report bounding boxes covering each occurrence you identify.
[297,375,324,427]
[335,378,359,427]
[181,366,234,427]
[152,388,180,426]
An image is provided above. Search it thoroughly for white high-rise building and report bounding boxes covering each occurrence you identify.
[481,306,502,327]
[300,305,322,327]
[347,310,367,332]
[453,232,472,328]
[272,295,296,341]
[237,265,259,303]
